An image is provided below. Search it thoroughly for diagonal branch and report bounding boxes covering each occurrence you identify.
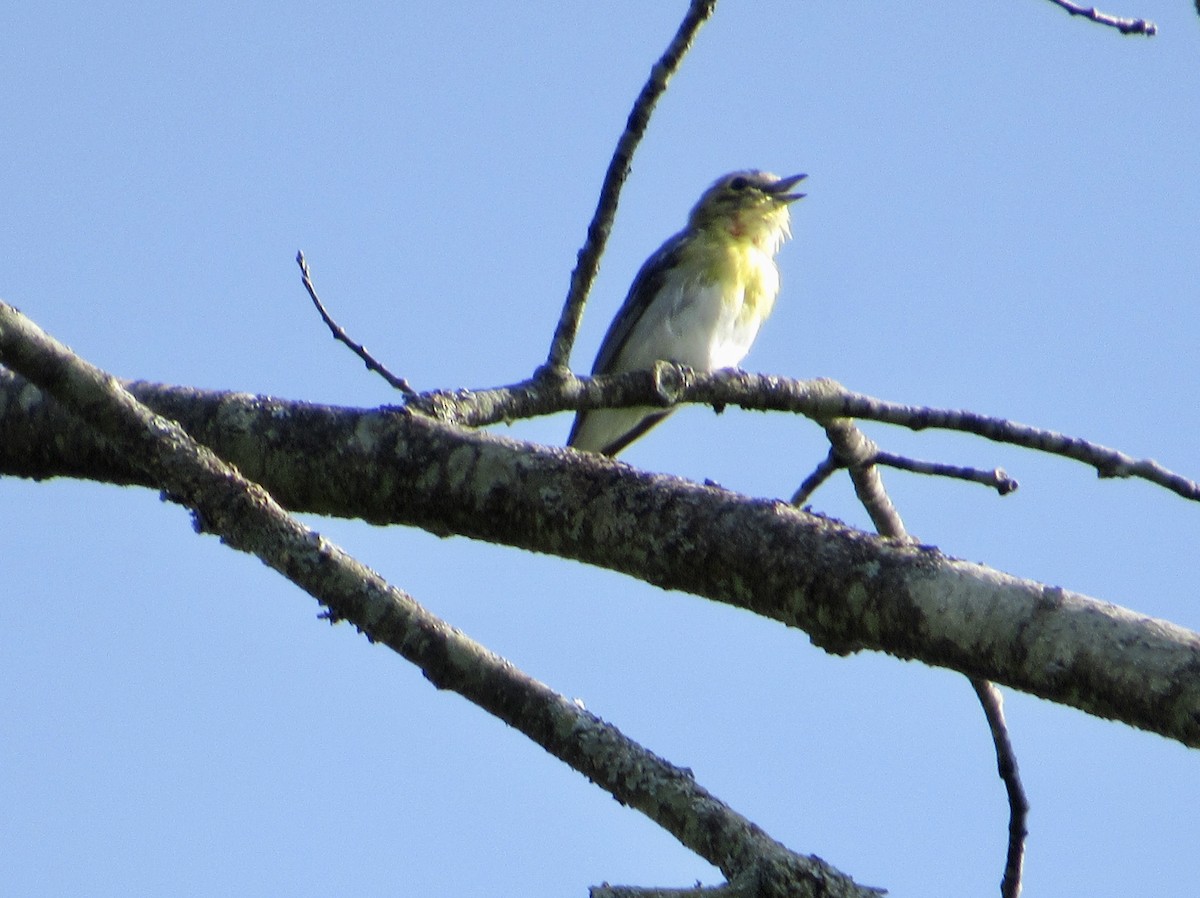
[0,300,880,898]
[791,448,841,506]
[1043,0,1157,34]
[296,250,417,397]
[543,0,717,372]
[817,419,908,537]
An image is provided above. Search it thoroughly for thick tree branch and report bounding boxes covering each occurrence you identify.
[0,301,880,898]
[3,370,1198,748]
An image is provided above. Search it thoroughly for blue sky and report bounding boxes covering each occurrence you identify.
[3,3,1198,896]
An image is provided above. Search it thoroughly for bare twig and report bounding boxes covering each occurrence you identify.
[543,0,718,373]
[295,250,417,398]
[416,370,1200,504]
[971,678,1030,898]
[1044,0,1156,34]
[821,419,1028,898]
[793,441,1018,504]
[873,452,1019,496]
[791,448,842,506]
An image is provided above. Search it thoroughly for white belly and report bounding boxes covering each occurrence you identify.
[613,279,766,373]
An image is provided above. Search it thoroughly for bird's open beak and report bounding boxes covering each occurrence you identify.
[769,173,807,203]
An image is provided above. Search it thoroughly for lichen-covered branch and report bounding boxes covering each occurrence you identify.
[3,369,1198,748]
[0,300,879,898]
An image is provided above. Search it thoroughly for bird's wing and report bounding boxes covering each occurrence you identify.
[589,231,688,375]
[567,231,689,454]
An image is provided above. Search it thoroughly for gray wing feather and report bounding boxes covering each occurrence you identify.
[567,230,688,453]
[590,231,688,375]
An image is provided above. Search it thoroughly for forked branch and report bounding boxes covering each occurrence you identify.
[0,298,881,898]
[816,419,1028,898]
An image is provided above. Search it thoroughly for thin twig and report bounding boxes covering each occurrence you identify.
[873,452,1019,496]
[1044,0,1156,34]
[971,678,1030,898]
[295,250,417,398]
[543,0,718,373]
[820,419,1028,898]
[413,370,1200,504]
[793,445,1018,504]
[791,448,842,506]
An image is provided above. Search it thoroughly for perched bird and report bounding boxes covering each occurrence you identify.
[567,170,806,456]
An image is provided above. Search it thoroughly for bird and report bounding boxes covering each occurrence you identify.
[567,169,806,456]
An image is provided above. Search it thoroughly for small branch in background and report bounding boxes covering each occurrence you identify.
[821,418,1028,898]
[543,0,718,373]
[971,678,1030,898]
[1045,0,1156,34]
[791,448,842,506]
[792,441,1018,505]
[295,251,417,398]
[873,452,1019,496]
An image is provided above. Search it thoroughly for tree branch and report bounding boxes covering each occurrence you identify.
[544,0,717,372]
[791,448,841,506]
[3,369,1198,748]
[872,452,1018,496]
[970,678,1030,898]
[413,368,1200,503]
[296,250,417,397]
[793,446,1018,503]
[0,300,881,898]
[819,420,1028,898]
[1043,0,1157,34]
[818,419,908,537]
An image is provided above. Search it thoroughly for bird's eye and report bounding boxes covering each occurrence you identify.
[729,176,749,191]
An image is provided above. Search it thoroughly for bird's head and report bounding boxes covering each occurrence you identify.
[687,170,807,250]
